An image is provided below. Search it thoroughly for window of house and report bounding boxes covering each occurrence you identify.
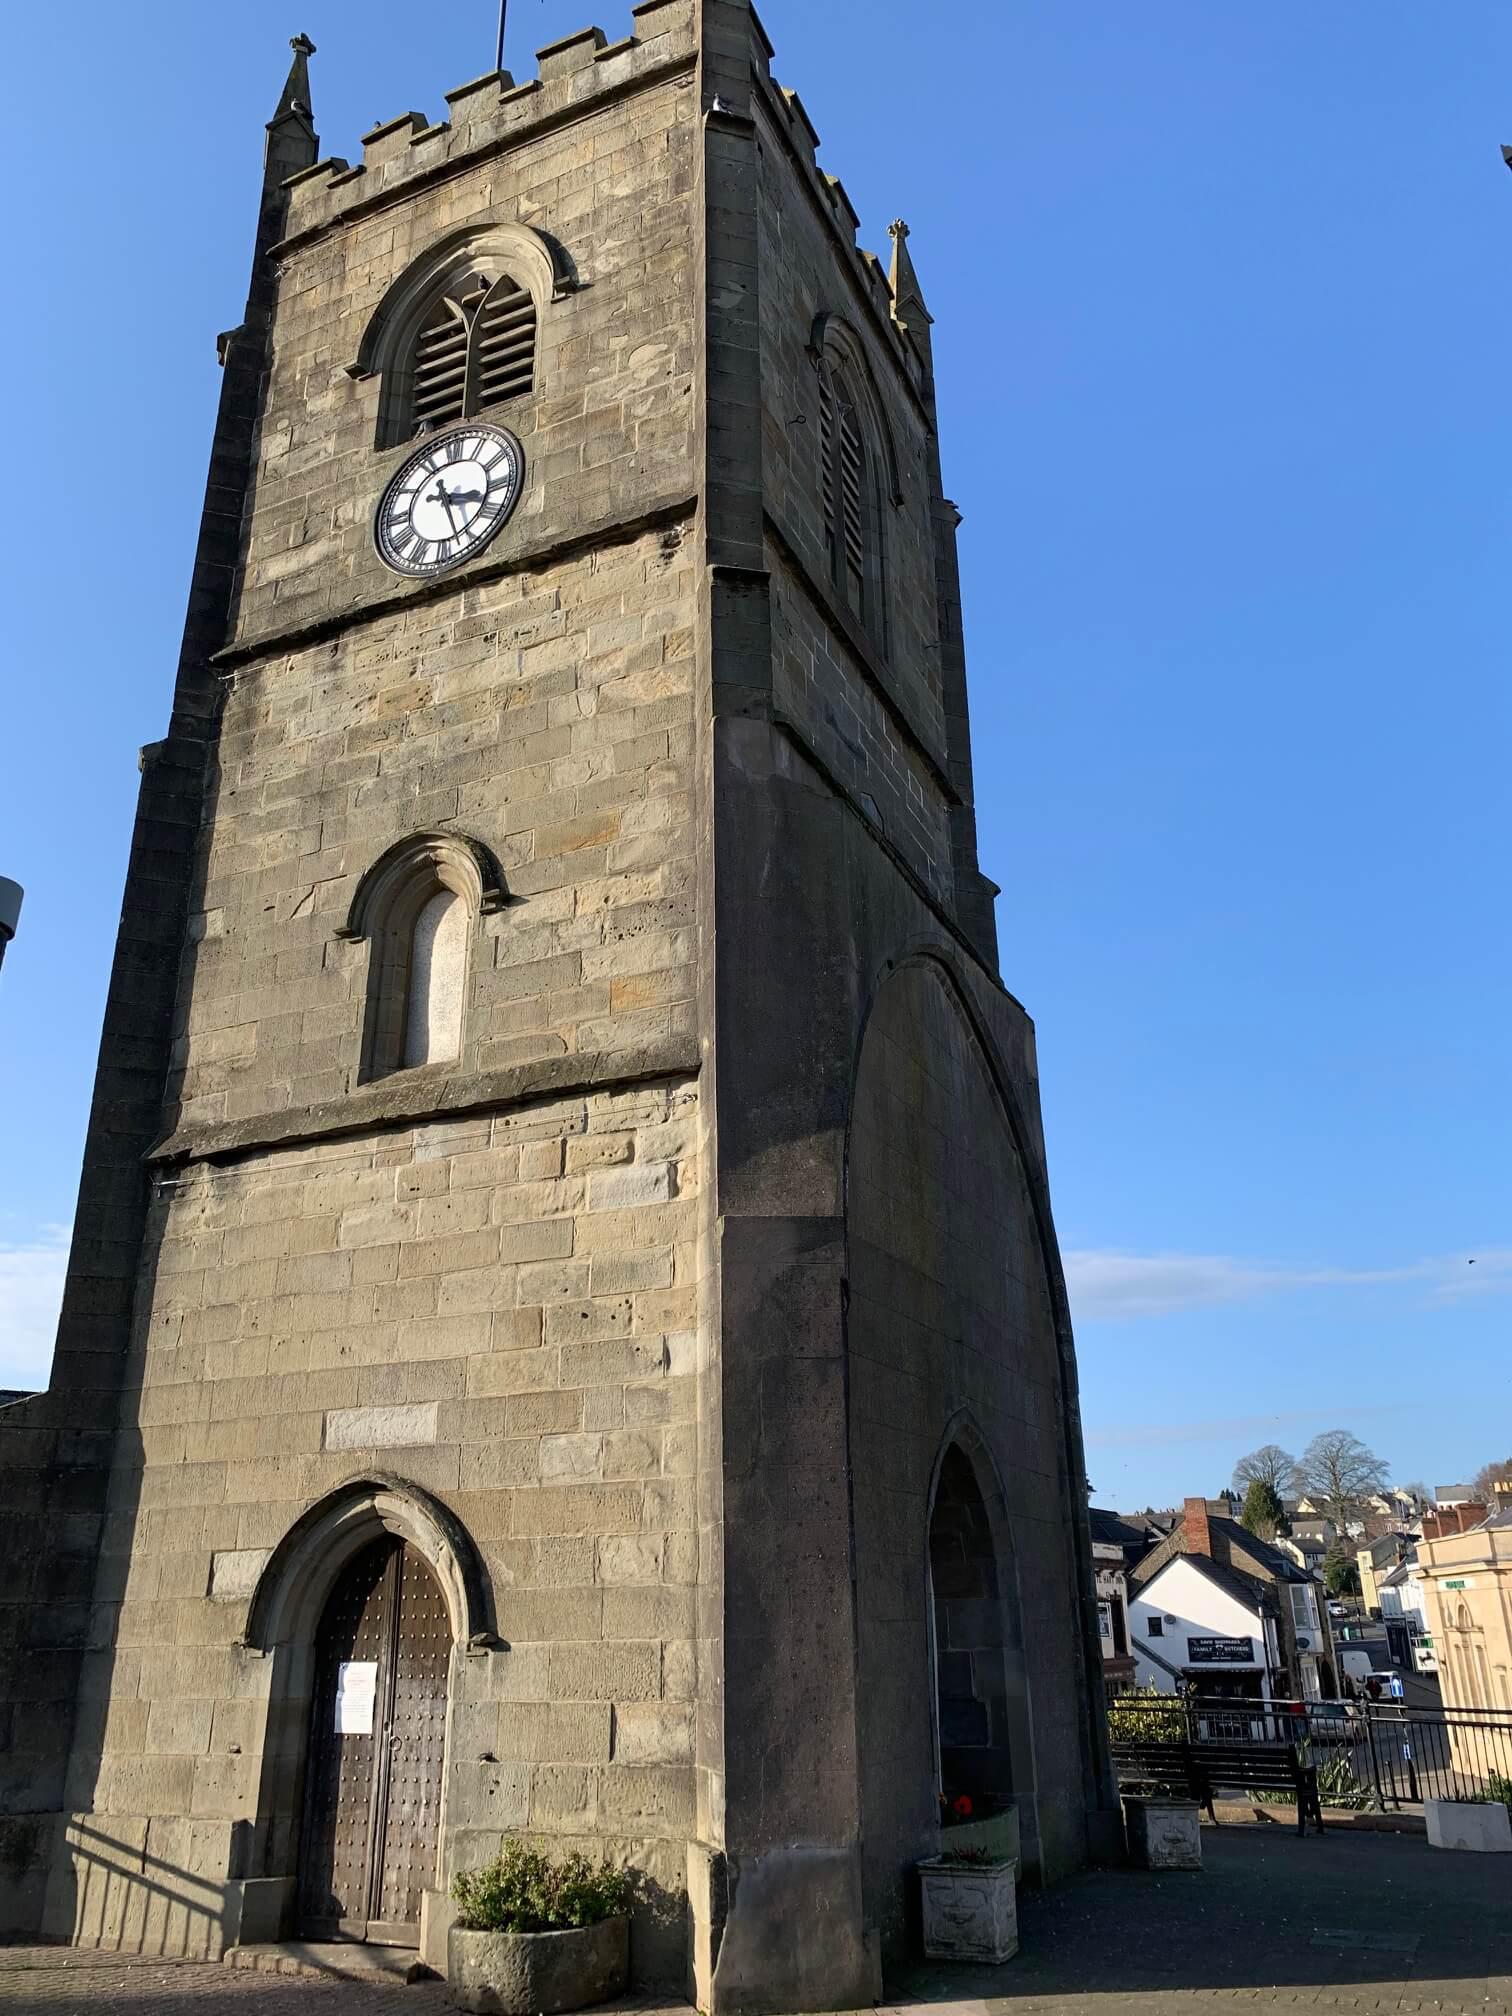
[398,269,536,442]
[1146,1616,1164,1638]
[1288,1583,1316,1633]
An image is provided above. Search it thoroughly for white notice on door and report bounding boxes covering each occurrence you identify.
[335,1660,378,1735]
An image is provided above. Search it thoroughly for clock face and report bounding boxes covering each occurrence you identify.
[375,424,524,577]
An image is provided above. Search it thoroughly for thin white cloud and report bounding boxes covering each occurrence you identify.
[1064,1246,1512,1323]
[0,1226,69,1393]
[1085,1403,1414,1452]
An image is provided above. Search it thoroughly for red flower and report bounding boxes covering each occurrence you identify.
[952,1795,974,1820]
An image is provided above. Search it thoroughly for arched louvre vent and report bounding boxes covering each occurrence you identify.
[403,271,537,439]
[471,276,536,411]
[837,401,865,612]
[411,300,469,433]
[820,371,867,618]
[819,376,837,557]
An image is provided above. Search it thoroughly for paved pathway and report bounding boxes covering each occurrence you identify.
[894,1826,1512,2014]
[2,1828,1509,2014]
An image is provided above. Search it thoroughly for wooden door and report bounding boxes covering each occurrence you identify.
[298,1537,451,1944]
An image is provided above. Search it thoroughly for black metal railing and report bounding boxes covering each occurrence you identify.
[1106,1688,1512,1811]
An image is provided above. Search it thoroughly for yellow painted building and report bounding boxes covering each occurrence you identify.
[1417,1485,1512,1713]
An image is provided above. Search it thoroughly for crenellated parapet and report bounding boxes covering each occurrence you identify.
[747,18,931,400]
[277,0,694,250]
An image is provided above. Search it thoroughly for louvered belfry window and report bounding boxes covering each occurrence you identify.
[411,300,470,432]
[820,370,868,620]
[404,271,536,437]
[472,276,535,409]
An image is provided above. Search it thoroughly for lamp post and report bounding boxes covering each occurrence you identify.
[0,879,21,973]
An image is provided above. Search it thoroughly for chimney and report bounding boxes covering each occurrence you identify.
[1183,1496,1212,1558]
[1425,1502,1488,1540]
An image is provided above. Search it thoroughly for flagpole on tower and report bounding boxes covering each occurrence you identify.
[496,0,508,74]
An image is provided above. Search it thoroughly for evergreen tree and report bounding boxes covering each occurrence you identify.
[1323,1547,1361,1598]
[1240,1478,1290,1541]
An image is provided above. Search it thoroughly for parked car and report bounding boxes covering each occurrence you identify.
[1306,1701,1361,1744]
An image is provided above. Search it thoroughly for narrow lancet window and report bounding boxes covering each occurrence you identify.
[403,890,468,1068]
[341,833,505,1083]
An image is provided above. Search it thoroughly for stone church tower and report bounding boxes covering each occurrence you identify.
[0,5,1117,2004]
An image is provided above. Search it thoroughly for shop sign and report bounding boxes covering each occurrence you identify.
[1185,1635,1254,1664]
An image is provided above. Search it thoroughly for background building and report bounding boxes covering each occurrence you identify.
[1129,1498,1334,1701]
[1417,1486,1512,1712]
[1089,1508,1149,1693]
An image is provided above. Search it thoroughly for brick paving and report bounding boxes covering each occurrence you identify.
[3,1829,1510,2015]
[0,1945,435,2014]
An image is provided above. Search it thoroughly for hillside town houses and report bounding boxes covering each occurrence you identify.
[1089,1480,1500,1707]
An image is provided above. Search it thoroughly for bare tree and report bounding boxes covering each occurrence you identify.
[1470,1457,1512,1503]
[1292,1429,1389,1528]
[1232,1444,1295,1497]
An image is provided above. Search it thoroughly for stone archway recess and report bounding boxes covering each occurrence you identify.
[926,1425,1035,1839]
[845,955,1095,1966]
[232,1476,497,1946]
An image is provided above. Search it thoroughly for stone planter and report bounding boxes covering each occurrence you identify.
[940,1803,1020,1868]
[1123,1795,1202,1871]
[1425,1799,1512,1854]
[917,1856,1018,1964]
[447,1916,629,2014]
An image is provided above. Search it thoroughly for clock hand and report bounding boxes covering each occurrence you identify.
[426,482,461,533]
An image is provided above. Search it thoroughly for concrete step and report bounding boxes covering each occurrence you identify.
[225,1941,438,1984]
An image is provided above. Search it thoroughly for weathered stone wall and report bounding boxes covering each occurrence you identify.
[847,958,1093,1960]
[232,8,698,651]
[52,1079,701,1972]
[705,702,1114,2005]
[765,547,952,902]
[751,79,955,903]
[165,526,696,1136]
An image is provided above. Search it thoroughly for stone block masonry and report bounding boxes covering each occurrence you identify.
[167,527,697,1137]
[59,1079,702,1930]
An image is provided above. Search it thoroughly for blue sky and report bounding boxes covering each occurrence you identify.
[1,2,1508,1505]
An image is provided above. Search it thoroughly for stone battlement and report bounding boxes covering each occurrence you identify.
[278,0,918,365]
[280,0,694,244]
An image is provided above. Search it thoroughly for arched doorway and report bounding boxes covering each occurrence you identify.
[929,1444,1017,1822]
[297,1535,452,1944]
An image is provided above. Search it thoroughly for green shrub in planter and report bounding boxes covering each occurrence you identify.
[452,1841,633,1934]
[1486,1773,1512,1816]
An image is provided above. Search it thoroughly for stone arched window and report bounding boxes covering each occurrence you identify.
[927,1435,1027,1826]
[811,314,901,647]
[338,832,508,1081]
[353,224,575,449]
